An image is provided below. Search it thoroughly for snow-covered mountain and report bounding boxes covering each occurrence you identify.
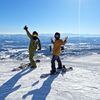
[0,34,100,61]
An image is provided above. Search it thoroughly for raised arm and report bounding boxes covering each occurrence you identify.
[51,38,54,44]
[63,36,68,45]
[24,26,32,39]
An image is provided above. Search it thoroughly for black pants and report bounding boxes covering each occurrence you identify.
[51,55,62,71]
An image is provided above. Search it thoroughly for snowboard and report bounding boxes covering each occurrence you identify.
[40,71,60,78]
[12,63,31,71]
[11,60,40,71]
[40,65,73,78]
[61,65,73,75]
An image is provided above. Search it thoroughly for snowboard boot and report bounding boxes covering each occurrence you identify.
[62,65,67,72]
[50,70,56,75]
[57,66,63,72]
[30,65,37,69]
[57,67,62,70]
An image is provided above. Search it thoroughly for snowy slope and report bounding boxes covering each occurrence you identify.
[0,54,100,100]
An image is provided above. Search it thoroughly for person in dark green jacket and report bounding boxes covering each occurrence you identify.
[24,25,41,68]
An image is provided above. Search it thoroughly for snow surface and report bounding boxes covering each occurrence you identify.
[0,54,100,100]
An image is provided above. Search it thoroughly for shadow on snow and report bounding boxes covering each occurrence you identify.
[22,73,59,100]
[0,67,33,100]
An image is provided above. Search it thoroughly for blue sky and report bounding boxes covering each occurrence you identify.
[0,0,100,34]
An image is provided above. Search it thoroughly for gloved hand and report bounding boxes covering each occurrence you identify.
[38,48,41,50]
[24,25,28,31]
[51,38,54,43]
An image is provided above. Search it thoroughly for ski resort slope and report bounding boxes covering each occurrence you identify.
[0,54,100,100]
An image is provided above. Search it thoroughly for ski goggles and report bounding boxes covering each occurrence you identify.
[33,34,38,37]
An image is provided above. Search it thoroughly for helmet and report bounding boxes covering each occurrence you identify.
[32,31,38,37]
[54,32,60,39]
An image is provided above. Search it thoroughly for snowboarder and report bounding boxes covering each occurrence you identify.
[24,25,41,68]
[50,32,68,74]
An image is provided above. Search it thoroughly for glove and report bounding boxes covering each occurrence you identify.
[24,25,28,31]
[51,38,54,43]
[38,48,41,50]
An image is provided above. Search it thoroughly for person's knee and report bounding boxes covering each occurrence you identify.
[57,58,61,62]
[29,56,33,60]
[51,59,55,63]
[51,60,53,63]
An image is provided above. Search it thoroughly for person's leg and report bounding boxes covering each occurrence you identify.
[57,56,62,69]
[51,55,56,73]
[29,50,37,68]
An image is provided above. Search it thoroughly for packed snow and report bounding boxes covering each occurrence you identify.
[0,54,100,100]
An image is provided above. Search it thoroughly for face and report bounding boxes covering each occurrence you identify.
[55,34,60,40]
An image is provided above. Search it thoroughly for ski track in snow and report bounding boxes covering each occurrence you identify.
[0,55,100,100]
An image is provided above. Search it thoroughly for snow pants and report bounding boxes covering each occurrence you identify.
[29,49,37,68]
[51,55,62,71]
